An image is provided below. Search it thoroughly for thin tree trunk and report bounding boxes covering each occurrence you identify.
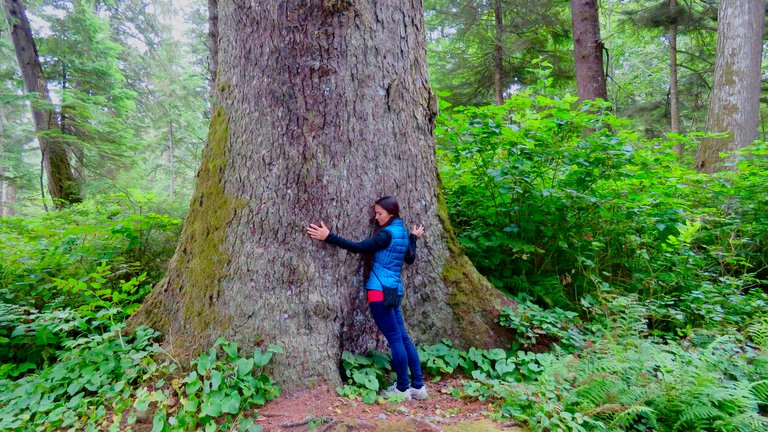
[169,122,175,196]
[0,105,13,217]
[4,0,81,208]
[132,0,512,391]
[694,0,765,172]
[207,0,218,98]
[492,0,504,105]
[670,0,683,158]
[570,0,607,102]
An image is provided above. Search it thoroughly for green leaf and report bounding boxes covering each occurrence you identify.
[361,389,377,404]
[152,409,166,432]
[223,341,239,360]
[253,349,273,367]
[221,392,242,414]
[201,397,223,417]
[210,369,223,390]
[196,353,213,375]
[183,397,199,412]
[237,358,254,378]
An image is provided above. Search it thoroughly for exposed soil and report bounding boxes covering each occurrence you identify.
[249,376,527,432]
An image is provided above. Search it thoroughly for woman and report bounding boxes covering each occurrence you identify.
[306,196,428,400]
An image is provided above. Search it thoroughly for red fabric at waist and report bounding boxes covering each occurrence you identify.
[366,290,384,303]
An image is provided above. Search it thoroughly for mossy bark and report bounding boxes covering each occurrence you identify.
[694,0,764,173]
[132,0,513,391]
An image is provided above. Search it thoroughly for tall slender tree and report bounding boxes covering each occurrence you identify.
[694,0,765,172]
[570,0,607,102]
[133,0,512,390]
[492,0,505,105]
[425,0,571,106]
[3,0,81,208]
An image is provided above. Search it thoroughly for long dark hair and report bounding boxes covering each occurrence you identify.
[363,196,401,277]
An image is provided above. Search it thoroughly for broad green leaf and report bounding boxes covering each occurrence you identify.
[221,392,242,414]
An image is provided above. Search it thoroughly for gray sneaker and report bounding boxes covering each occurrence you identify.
[409,385,428,400]
[382,385,412,400]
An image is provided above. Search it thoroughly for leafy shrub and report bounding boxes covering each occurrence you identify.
[499,295,584,351]
[336,350,393,403]
[437,70,768,311]
[133,338,282,432]
[0,324,166,431]
[0,268,152,377]
[0,193,181,309]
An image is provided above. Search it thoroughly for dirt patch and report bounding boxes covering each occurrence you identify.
[250,376,527,431]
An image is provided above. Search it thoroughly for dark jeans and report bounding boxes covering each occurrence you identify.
[368,298,424,392]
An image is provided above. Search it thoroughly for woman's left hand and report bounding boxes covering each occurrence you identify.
[307,221,330,241]
[411,224,425,239]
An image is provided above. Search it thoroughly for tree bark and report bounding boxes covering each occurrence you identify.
[3,0,81,208]
[132,0,512,391]
[492,0,504,105]
[207,0,218,98]
[694,0,765,173]
[570,0,607,102]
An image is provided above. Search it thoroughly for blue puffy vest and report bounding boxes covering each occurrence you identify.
[367,219,409,294]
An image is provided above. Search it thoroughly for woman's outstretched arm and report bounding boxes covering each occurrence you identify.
[307,221,392,254]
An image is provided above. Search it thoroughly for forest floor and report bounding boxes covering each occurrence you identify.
[250,376,527,432]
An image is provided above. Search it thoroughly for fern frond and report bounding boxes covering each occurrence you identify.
[748,380,768,404]
[673,404,723,430]
[609,405,657,428]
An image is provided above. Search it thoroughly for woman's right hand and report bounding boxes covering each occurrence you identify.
[411,224,425,239]
[307,221,330,241]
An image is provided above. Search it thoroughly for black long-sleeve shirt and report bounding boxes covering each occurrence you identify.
[324,230,418,264]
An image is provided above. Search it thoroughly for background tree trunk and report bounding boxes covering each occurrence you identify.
[694,0,765,173]
[0,105,14,217]
[168,122,175,197]
[570,0,607,102]
[3,0,81,208]
[207,0,218,98]
[132,0,513,391]
[492,0,504,105]
[670,0,683,158]
[669,0,680,133]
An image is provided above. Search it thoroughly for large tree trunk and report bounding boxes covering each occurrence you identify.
[132,0,512,391]
[694,0,765,173]
[570,0,607,102]
[3,0,81,208]
[492,0,504,105]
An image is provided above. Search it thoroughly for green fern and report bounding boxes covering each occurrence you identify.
[747,318,768,350]
[674,404,724,429]
[748,380,768,404]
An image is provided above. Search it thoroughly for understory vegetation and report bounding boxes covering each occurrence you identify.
[2,82,767,430]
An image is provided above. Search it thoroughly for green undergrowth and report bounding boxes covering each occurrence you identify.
[0,192,181,310]
[339,293,768,431]
[437,67,768,311]
[0,321,281,432]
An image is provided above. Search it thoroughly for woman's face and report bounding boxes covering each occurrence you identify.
[373,204,392,226]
